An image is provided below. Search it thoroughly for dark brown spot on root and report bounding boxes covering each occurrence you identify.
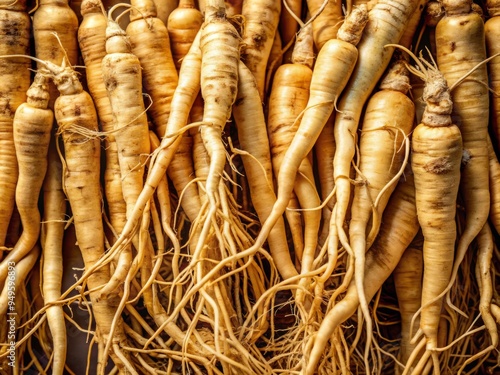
[423,157,454,174]
[105,77,117,92]
[430,199,445,210]
[252,31,267,50]
[450,41,456,52]
[0,97,13,117]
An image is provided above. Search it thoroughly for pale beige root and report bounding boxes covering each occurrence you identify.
[240,0,281,99]
[394,234,424,374]
[50,61,135,373]
[100,19,151,299]
[304,168,419,375]
[167,0,203,70]
[247,5,367,300]
[389,48,463,373]
[78,0,127,241]
[127,0,179,138]
[306,0,343,51]
[486,0,500,152]
[333,0,422,276]
[41,137,67,375]
[32,0,79,109]
[233,60,297,281]
[0,1,31,258]
[348,57,414,371]
[475,223,498,348]
[0,73,53,293]
[264,28,320,311]
[436,0,491,327]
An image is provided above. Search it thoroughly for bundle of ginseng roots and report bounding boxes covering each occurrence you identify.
[0,0,500,373]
